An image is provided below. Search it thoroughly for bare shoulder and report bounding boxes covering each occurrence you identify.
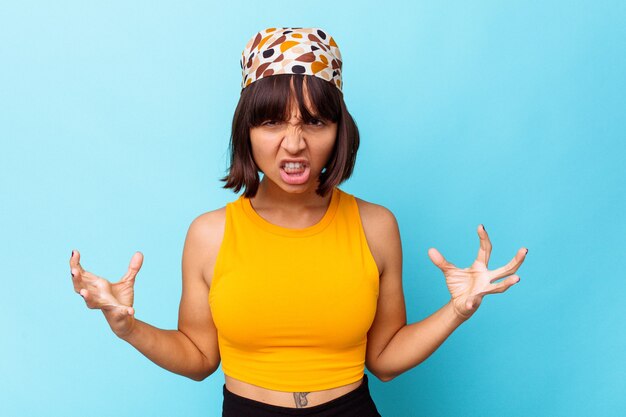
[185,206,227,287]
[354,197,398,228]
[354,196,401,275]
[189,206,227,245]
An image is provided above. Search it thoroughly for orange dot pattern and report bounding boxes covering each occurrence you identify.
[240,27,343,91]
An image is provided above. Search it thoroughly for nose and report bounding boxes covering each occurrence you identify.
[281,121,306,154]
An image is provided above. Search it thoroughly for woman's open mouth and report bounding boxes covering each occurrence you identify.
[279,162,311,185]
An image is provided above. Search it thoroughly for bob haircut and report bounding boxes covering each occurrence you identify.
[221,74,360,198]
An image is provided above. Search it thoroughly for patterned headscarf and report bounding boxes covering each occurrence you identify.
[240,27,343,91]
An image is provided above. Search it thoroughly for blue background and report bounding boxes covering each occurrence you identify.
[1,1,624,416]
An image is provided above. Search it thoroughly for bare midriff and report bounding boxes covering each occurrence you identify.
[224,375,364,408]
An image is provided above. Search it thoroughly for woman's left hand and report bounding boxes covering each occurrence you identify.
[427,225,527,320]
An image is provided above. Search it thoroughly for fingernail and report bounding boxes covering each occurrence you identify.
[482,224,486,232]
[525,248,529,255]
[71,271,75,278]
[71,250,73,258]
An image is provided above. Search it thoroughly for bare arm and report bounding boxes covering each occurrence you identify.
[71,210,224,381]
[368,300,466,382]
[360,202,526,381]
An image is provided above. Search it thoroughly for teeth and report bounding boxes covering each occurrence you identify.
[284,162,305,169]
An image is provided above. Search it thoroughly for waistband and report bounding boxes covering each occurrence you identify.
[222,374,377,416]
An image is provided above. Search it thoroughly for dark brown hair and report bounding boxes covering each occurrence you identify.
[220,74,360,198]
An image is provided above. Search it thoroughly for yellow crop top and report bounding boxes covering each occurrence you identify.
[208,187,380,392]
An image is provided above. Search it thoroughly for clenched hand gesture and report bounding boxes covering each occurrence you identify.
[428,225,527,320]
[70,250,144,338]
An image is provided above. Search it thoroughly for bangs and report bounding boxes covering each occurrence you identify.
[242,74,342,127]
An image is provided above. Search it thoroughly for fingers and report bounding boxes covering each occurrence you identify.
[69,249,85,274]
[427,248,456,272]
[70,249,89,294]
[71,268,82,294]
[120,251,143,282]
[488,247,528,282]
[475,224,492,267]
[79,289,134,315]
[70,250,136,316]
[486,274,520,294]
[70,263,99,294]
[79,288,97,308]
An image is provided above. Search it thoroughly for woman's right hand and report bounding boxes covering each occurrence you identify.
[70,250,143,338]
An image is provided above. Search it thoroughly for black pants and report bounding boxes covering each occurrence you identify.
[222,374,382,416]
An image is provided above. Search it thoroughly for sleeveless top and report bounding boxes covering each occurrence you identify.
[209,187,380,392]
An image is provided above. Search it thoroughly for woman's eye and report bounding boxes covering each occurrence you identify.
[262,120,279,127]
[307,119,324,126]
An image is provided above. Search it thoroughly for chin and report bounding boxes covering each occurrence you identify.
[280,183,317,193]
[264,174,321,194]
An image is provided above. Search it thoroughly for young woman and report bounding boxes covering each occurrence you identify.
[69,27,527,417]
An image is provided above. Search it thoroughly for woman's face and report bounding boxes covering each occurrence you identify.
[249,80,338,194]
